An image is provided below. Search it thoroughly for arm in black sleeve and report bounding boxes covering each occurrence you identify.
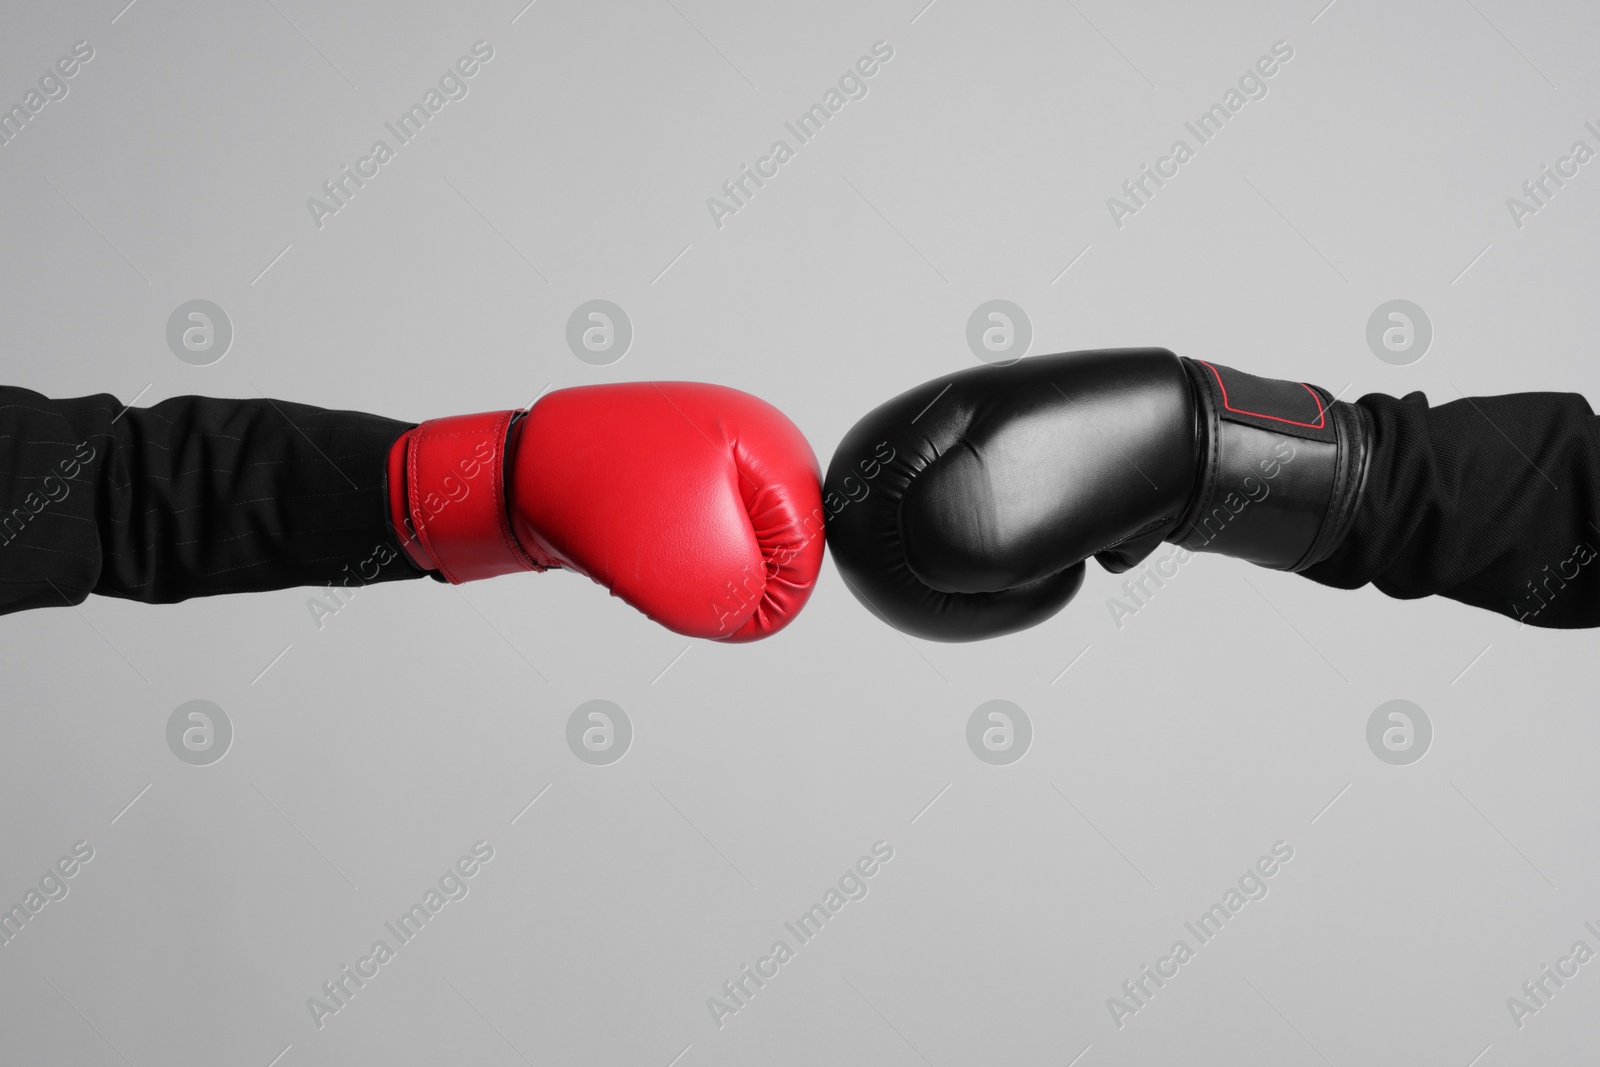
[0,387,426,615]
[1301,388,1600,627]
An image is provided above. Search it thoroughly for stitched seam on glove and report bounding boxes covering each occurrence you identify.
[1179,363,1224,547]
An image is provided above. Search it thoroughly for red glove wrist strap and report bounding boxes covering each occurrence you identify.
[387,410,550,583]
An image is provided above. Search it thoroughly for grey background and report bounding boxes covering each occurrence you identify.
[2,0,1597,1064]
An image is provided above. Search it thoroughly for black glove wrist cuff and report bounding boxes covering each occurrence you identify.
[1173,358,1371,571]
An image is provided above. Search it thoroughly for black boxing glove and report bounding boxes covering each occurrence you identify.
[823,349,1373,641]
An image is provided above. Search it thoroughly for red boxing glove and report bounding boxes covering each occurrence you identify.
[386,382,824,641]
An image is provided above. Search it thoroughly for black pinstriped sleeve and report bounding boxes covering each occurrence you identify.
[0,387,425,614]
[1301,389,1600,628]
